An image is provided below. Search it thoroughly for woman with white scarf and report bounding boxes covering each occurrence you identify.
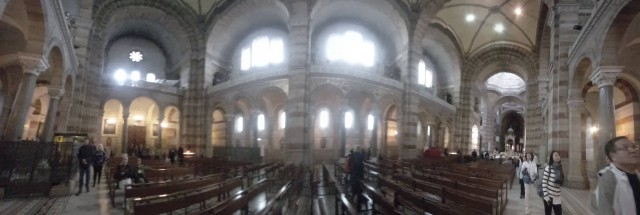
[521,152,538,215]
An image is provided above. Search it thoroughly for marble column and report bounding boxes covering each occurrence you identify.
[567,98,588,188]
[589,66,621,170]
[339,109,347,156]
[40,89,64,142]
[225,114,235,147]
[4,57,48,141]
[122,112,130,154]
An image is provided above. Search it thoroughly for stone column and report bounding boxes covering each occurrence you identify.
[380,119,388,157]
[122,111,130,154]
[40,89,64,142]
[567,98,587,188]
[4,56,48,141]
[250,110,260,148]
[225,114,235,147]
[157,116,164,149]
[339,109,347,156]
[589,66,621,170]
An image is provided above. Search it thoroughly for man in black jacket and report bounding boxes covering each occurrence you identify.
[77,138,93,195]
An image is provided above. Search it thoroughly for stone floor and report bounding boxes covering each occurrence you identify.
[0,169,598,215]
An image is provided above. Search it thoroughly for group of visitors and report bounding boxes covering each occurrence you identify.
[515,135,640,215]
[76,138,106,196]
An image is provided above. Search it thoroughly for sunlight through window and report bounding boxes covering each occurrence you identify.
[345,111,354,129]
[326,31,375,67]
[257,114,265,131]
[241,36,284,71]
[320,110,329,129]
[236,116,244,132]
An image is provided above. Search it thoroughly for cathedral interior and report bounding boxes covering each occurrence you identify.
[0,0,639,214]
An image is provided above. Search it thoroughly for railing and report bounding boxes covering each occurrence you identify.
[0,141,75,197]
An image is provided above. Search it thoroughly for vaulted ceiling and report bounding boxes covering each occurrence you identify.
[435,0,543,54]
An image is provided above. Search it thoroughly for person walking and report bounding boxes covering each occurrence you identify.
[518,155,525,199]
[76,139,93,195]
[542,151,564,215]
[521,152,538,215]
[169,148,176,164]
[597,136,640,215]
[92,144,106,187]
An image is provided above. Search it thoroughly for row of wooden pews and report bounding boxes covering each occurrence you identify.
[359,159,508,215]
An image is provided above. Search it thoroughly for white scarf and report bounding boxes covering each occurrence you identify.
[598,163,639,215]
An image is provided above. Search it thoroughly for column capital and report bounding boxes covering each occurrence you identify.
[123,111,130,119]
[47,88,64,99]
[590,66,622,88]
[567,99,584,111]
[17,53,48,76]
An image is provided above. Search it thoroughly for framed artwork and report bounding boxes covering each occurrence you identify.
[103,119,116,135]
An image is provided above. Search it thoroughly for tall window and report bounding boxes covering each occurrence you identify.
[319,110,329,129]
[344,111,354,129]
[236,116,244,132]
[326,31,375,67]
[471,125,479,149]
[418,60,433,88]
[367,114,375,130]
[241,36,284,71]
[279,111,286,129]
[257,114,265,131]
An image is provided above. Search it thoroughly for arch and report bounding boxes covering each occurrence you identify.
[205,0,289,76]
[211,108,227,147]
[421,25,462,88]
[466,44,536,81]
[90,0,200,88]
[1,0,45,56]
[310,0,409,66]
[570,57,595,99]
[598,0,640,67]
[256,86,288,118]
[39,46,65,88]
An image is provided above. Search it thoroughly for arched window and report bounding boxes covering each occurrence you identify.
[319,109,330,129]
[279,111,286,129]
[241,36,284,71]
[418,60,433,88]
[236,116,244,132]
[326,31,375,67]
[367,114,375,130]
[471,125,479,149]
[257,114,265,131]
[344,111,354,129]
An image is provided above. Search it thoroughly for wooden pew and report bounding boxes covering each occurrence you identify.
[194,179,270,215]
[362,184,402,215]
[124,173,224,205]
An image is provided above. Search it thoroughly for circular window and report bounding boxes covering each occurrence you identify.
[129,50,143,62]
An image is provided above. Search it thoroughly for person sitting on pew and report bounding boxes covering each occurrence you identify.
[131,158,154,183]
[114,155,133,189]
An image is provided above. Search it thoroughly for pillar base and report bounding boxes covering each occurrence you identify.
[566,174,589,189]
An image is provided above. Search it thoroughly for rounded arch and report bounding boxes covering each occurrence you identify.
[570,57,595,99]
[598,0,640,67]
[256,86,288,118]
[0,0,45,56]
[232,92,255,116]
[90,0,200,88]
[421,25,462,88]
[205,0,289,69]
[129,96,159,122]
[39,46,65,88]
[310,0,409,65]
[310,84,345,110]
[466,44,536,81]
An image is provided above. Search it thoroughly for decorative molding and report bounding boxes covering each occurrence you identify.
[555,4,581,13]
[568,0,630,59]
[48,88,65,99]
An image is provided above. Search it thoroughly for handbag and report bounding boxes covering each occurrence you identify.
[553,164,564,185]
[522,169,532,184]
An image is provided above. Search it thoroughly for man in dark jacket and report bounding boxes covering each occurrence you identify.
[76,138,93,195]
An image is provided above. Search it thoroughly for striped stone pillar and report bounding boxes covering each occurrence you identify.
[567,98,587,188]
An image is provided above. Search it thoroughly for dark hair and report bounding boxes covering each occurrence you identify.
[548,151,560,165]
[605,136,629,161]
[525,152,534,161]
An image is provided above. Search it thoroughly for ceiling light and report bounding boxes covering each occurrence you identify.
[465,14,476,22]
[130,70,141,82]
[515,7,522,16]
[494,24,504,33]
[114,69,127,84]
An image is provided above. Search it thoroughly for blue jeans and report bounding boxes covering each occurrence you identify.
[79,165,90,190]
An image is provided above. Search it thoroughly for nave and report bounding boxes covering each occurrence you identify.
[0,157,596,215]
